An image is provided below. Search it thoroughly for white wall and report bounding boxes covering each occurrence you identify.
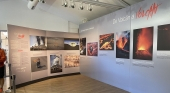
[0,0,78,33]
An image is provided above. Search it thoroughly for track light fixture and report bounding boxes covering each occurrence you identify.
[79,2,84,10]
[39,0,46,3]
[62,0,68,7]
[70,0,75,8]
[87,4,92,11]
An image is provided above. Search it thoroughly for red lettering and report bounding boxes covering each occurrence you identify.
[136,3,161,20]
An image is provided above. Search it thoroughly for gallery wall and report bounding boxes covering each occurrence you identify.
[8,25,80,85]
[79,0,170,93]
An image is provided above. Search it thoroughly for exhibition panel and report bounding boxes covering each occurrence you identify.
[130,0,170,93]
[80,0,170,93]
[8,25,80,85]
[80,6,131,91]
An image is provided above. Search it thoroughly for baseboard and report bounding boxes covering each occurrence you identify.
[16,72,80,88]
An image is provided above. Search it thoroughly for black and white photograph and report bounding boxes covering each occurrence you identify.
[30,35,47,51]
[50,54,62,73]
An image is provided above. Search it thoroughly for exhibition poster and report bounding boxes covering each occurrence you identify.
[133,27,153,60]
[116,31,130,59]
[99,33,114,50]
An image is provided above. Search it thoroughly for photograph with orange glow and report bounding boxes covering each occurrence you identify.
[116,31,130,59]
[157,24,170,50]
[87,42,98,56]
[133,27,153,60]
[99,33,114,50]
[64,55,79,68]
[80,38,86,55]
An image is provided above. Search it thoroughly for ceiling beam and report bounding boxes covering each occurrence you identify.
[118,0,130,6]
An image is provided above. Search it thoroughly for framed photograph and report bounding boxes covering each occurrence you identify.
[87,42,98,56]
[50,54,62,73]
[99,33,114,50]
[30,35,47,51]
[133,27,153,60]
[116,31,130,59]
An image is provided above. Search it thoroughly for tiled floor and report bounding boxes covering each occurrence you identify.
[16,75,129,93]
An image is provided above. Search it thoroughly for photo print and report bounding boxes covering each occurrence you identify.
[133,27,153,60]
[64,55,80,68]
[116,31,130,59]
[30,35,47,51]
[157,24,170,51]
[80,38,86,55]
[99,33,114,50]
[64,38,79,50]
[31,56,47,72]
[47,37,64,50]
[87,42,98,56]
[50,54,62,73]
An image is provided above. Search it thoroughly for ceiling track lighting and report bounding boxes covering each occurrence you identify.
[87,4,92,11]
[61,0,123,12]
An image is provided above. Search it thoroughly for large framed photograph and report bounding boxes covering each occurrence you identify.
[133,27,153,60]
[30,35,47,51]
[157,24,170,51]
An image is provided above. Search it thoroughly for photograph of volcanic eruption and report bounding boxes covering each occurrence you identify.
[80,38,86,55]
[64,38,79,50]
[133,27,153,60]
[87,42,98,56]
[157,24,170,51]
[99,33,114,50]
[30,35,47,51]
[116,31,130,59]
[50,54,62,73]
[47,37,64,50]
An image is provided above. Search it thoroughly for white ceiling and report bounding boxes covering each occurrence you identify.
[5,0,143,25]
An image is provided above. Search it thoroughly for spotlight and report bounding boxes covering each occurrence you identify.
[41,0,45,3]
[87,4,92,11]
[70,1,75,8]
[62,0,68,7]
[39,0,45,3]
[79,2,84,10]
[27,0,39,10]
